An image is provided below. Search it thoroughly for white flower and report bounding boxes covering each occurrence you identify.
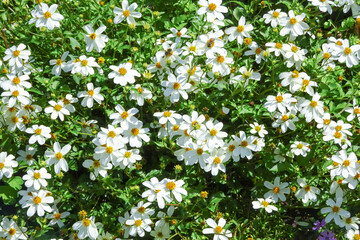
[346,229,360,240]
[109,104,139,130]
[263,9,287,27]
[290,141,310,157]
[279,10,309,40]
[232,131,256,160]
[26,124,51,145]
[264,176,290,203]
[84,24,108,53]
[339,216,360,230]
[108,62,140,86]
[330,150,358,179]
[21,189,54,217]
[71,56,100,76]
[167,27,190,44]
[332,39,360,68]
[252,198,278,213]
[345,99,360,121]
[300,92,324,122]
[72,216,99,240]
[0,217,27,240]
[164,178,187,202]
[204,148,229,176]
[3,44,31,68]
[250,122,268,138]
[77,82,104,108]
[83,159,112,180]
[206,54,233,75]
[225,16,253,44]
[49,51,69,76]
[309,0,334,14]
[129,84,152,106]
[161,73,191,103]
[113,0,142,24]
[150,223,171,239]
[154,110,182,126]
[123,122,150,148]
[0,152,17,180]
[35,3,64,30]
[197,0,228,22]
[202,218,232,240]
[45,142,71,174]
[203,120,228,148]
[45,205,70,228]
[198,30,226,58]
[118,212,132,238]
[142,177,172,209]
[295,178,320,203]
[23,168,51,190]
[230,66,261,87]
[321,197,350,226]
[1,73,31,90]
[44,100,70,121]
[1,87,31,107]
[282,43,308,70]
[130,201,155,219]
[17,145,37,165]
[126,215,152,237]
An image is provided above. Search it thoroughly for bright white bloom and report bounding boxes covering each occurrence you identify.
[250,122,268,138]
[44,100,70,121]
[129,84,152,106]
[113,0,142,24]
[45,142,71,174]
[279,10,309,40]
[118,212,132,238]
[0,217,27,240]
[164,178,187,202]
[21,189,54,217]
[266,42,285,57]
[49,51,69,76]
[230,66,261,87]
[282,43,308,70]
[332,39,360,68]
[109,104,139,130]
[331,150,358,179]
[204,148,229,176]
[300,92,324,122]
[263,9,287,27]
[264,177,290,202]
[108,62,140,86]
[17,145,37,165]
[84,24,108,53]
[202,218,232,240]
[35,3,64,30]
[346,229,360,240]
[203,121,228,148]
[290,141,310,157]
[252,198,278,213]
[154,110,182,126]
[71,56,100,76]
[264,93,296,113]
[45,204,70,228]
[26,125,51,145]
[225,16,253,44]
[167,27,190,43]
[161,73,191,103]
[126,215,152,237]
[345,99,360,121]
[130,201,155,219]
[23,168,51,190]
[244,42,266,64]
[0,152,17,180]
[295,178,320,203]
[3,44,31,68]
[72,216,99,240]
[198,30,226,58]
[339,216,360,230]
[1,87,31,107]
[77,82,104,108]
[142,177,172,209]
[197,0,228,22]
[83,159,112,180]
[94,142,121,165]
[232,131,256,160]
[123,122,150,148]
[309,0,334,14]
[1,73,31,90]
[321,198,350,225]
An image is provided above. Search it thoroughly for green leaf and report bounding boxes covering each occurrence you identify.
[68,37,81,50]
[7,176,24,191]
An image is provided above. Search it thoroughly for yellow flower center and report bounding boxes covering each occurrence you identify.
[63,99,70,105]
[93,160,100,168]
[273,186,280,194]
[217,55,225,63]
[197,148,204,155]
[135,219,142,226]
[13,50,20,56]
[292,70,299,78]
[323,52,331,59]
[332,206,340,213]
[291,46,298,53]
[87,90,94,96]
[237,25,244,32]
[261,200,269,207]
[208,3,217,11]
[228,145,235,152]
[54,104,62,111]
[164,111,172,117]
[82,218,91,227]
[137,87,143,93]
[210,128,218,136]
[213,157,221,164]
[334,131,342,139]
[44,11,52,19]
[33,172,41,179]
[105,146,113,154]
[303,79,310,86]
[54,213,61,219]
[33,196,42,204]
[273,11,279,18]
[255,126,261,132]
[275,42,282,49]
[310,101,318,108]
[173,82,181,89]
[336,40,343,46]
[12,77,20,84]
[337,178,343,184]
[289,18,297,24]
[118,67,127,75]
[343,159,350,167]
[155,62,162,69]
[26,154,33,161]
[89,33,97,40]
[324,119,330,125]
[55,152,63,160]
[241,140,248,147]
[176,31,182,37]
[172,124,179,131]
[35,128,42,135]
[56,59,62,65]
[304,185,311,192]
[354,234,360,240]
[0,163,4,169]
[108,131,116,138]
[206,39,215,48]
[166,181,176,190]
[11,116,18,123]
[275,95,283,102]
[138,206,145,213]
[297,143,304,149]
[255,48,262,55]
[12,90,19,97]
[344,47,352,55]
[354,108,360,114]
[215,226,223,234]
[131,128,139,136]
[8,228,16,235]
[244,37,252,45]
[335,125,342,131]
[123,10,130,17]
[81,60,88,66]
[124,152,132,158]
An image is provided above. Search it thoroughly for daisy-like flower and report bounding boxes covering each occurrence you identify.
[44,100,70,121]
[0,152,17,180]
[182,40,206,56]
[332,39,360,68]
[279,10,309,40]
[45,205,70,228]
[0,217,27,240]
[77,82,104,108]
[45,142,71,174]
[244,42,266,64]
[230,66,261,87]
[167,27,191,44]
[123,122,150,148]
[131,201,155,219]
[204,148,229,176]
[161,73,191,103]
[232,131,256,160]
[72,216,99,240]
[225,16,253,44]
[345,99,360,122]
[154,110,182,126]
[26,124,51,145]
[272,111,298,133]
[266,42,285,57]
[83,24,108,53]
[109,104,139,130]
[202,120,228,148]
[1,73,31,90]
[321,198,350,225]
[83,159,112,180]
[282,43,308,70]
[164,178,188,202]
[331,150,358,179]
[264,93,296,113]
[142,177,172,209]
[264,176,290,202]
[300,92,324,122]
[206,53,233,75]
[34,3,64,30]
[339,216,360,230]
[118,212,132,238]
[290,141,310,157]
[17,145,37,165]
[3,44,31,68]
[150,223,171,239]
[108,62,140,86]
[197,0,228,22]
[49,51,69,76]
[252,197,278,213]
[346,229,360,240]
[202,218,232,240]
[22,168,51,190]
[126,214,152,237]
[113,0,142,25]
[1,87,31,107]
[295,178,320,203]
[129,84,153,106]
[309,0,334,14]
[250,122,268,138]
[198,30,226,58]
[21,189,54,217]
[263,9,287,27]
[71,56,100,76]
